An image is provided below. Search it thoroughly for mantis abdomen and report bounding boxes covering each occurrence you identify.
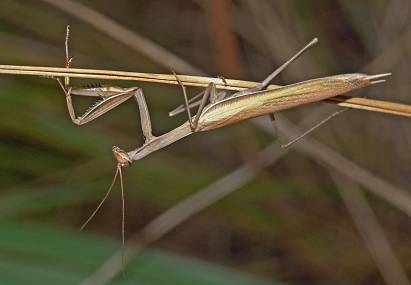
[196,73,380,131]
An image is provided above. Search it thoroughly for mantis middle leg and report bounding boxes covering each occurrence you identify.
[169,83,226,118]
[174,72,219,131]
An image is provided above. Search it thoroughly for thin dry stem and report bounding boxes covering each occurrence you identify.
[1,64,411,118]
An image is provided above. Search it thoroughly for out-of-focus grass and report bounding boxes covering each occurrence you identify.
[0,221,281,285]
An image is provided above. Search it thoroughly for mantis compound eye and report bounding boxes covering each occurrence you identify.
[112,146,132,167]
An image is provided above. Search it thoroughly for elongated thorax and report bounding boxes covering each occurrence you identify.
[195,73,380,131]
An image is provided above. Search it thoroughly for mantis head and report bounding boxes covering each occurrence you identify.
[329,73,392,90]
[112,146,132,167]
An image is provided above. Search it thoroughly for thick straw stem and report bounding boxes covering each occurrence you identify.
[1,64,410,117]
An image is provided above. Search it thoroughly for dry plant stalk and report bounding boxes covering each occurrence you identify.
[0,65,410,117]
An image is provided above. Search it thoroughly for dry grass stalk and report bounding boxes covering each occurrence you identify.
[1,64,411,118]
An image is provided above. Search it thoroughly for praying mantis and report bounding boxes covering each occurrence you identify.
[51,27,390,246]
[58,39,390,167]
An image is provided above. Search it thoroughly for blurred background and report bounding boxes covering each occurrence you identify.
[0,0,411,284]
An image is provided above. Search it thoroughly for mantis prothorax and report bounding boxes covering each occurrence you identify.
[57,27,390,248]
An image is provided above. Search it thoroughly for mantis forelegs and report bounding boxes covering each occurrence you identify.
[60,27,155,138]
[56,80,155,141]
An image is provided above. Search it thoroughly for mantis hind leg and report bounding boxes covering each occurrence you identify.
[237,38,318,96]
[281,108,348,148]
[268,113,284,145]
